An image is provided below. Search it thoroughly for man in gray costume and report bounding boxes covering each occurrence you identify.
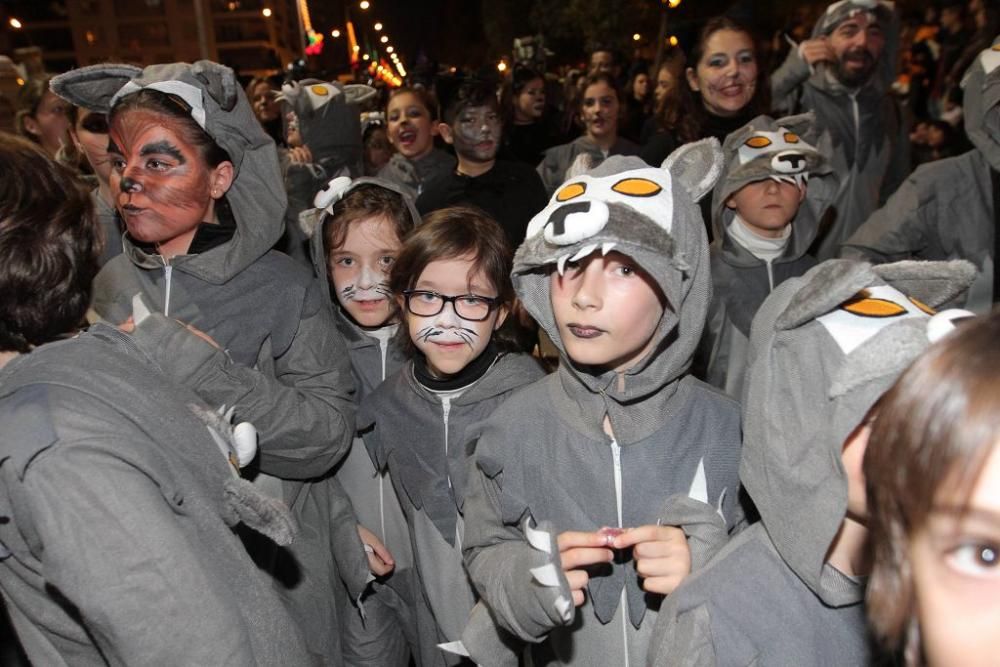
[841,39,1000,312]
[771,0,909,260]
[648,258,976,666]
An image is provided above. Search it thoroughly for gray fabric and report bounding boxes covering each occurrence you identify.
[378,148,456,199]
[841,40,1000,310]
[770,3,909,260]
[0,325,310,666]
[700,113,838,396]
[465,146,745,664]
[71,61,357,665]
[91,189,123,267]
[648,525,870,667]
[338,577,418,667]
[359,353,544,666]
[536,135,641,196]
[740,259,975,605]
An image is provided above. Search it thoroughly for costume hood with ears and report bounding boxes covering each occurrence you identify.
[278,79,376,175]
[711,112,836,250]
[513,140,723,445]
[961,37,1000,172]
[810,0,900,95]
[50,60,286,283]
[740,258,976,606]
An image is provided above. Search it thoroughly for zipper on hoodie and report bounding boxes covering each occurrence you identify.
[441,395,461,550]
[377,336,389,542]
[765,259,775,292]
[610,437,630,667]
[849,92,860,166]
[161,260,174,317]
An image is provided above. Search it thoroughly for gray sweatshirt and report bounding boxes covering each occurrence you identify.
[53,60,358,665]
[770,0,909,260]
[841,41,1000,311]
[0,325,311,666]
[359,351,545,667]
[649,257,979,667]
[462,151,744,667]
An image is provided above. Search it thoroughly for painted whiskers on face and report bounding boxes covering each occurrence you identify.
[339,281,393,303]
[415,323,480,348]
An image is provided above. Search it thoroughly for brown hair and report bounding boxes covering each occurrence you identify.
[865,311,1000,665]
[323,183,415,253]
[14,74,55,144]
[388,206,517,354]
[0,133,100,352]
[386,86,441,121]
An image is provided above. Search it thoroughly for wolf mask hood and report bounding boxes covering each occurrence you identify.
[513,142,723,444]
[51,60,286,283]
[741,258,976,605]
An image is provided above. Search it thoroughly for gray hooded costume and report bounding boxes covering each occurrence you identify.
[461,148,743,667]
[279,79,376,265]
[304,175,423,666]
[52,61,357,665]
[537,135,641,196]
[700,113,838,398]
[359,345,544,666]
[378,148,456,200]
[648,258,977,667]
[771,0,909,260]
[841,40,1000,312]
[0,324,311,666]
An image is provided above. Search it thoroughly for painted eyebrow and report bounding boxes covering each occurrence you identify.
[140,141,186,162]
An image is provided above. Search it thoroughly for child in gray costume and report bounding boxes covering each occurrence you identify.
[461,146,744,666]
[700,112,838,398]
[358,209,545,666]
[304,175,424,666]
[842,39,1000,311]
[51,61,357,664]
[648,258,977,666]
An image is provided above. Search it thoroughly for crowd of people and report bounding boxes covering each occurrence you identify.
[1,0,999,665]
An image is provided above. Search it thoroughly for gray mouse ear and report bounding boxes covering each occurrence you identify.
[50,64,142,112]
[872,259,978,309]
[776,111,818,143]
[661,137,724,202]
[774,259,880,331]
[343,84,377,105]
[191,60,238,111]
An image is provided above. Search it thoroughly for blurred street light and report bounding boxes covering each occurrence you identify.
[331,28,341,37]
[497,61,507,72]
[632,33,641,41]
[359,1,370,9]
[374,22,383,31]
[386,45,394,53]
[261,7,272,17]
[9,18,23,29]
[380,35,388,43]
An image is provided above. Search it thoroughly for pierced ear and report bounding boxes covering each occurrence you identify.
[662,137,724,203]
[685,67,700,92]
[211,161,236,198]
[438,123,454,145]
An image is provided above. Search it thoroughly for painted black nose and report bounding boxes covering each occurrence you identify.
[547,202,591,237]
[121,176,142,193]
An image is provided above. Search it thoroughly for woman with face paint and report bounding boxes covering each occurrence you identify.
[378,87,456,199]
[358,207,544,666]
[51,61,357,664]
[537,73,641,196]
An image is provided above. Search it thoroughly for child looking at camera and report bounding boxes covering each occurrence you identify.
[358,206,544,666]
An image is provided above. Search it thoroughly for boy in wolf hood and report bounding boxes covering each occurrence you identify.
[842,39,1000,312]
[50,61,357,664]
[460,145,744,666]
[771,0,909,260]
[648,258,976,666]
[700,112,838,398]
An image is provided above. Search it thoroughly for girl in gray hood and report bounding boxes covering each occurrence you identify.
[358,208,544,666]
[460,146,744,666]
[50,61,357,665]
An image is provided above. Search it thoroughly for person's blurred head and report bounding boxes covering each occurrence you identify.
[686,17,760,118]
[440,80,502,168]
[69,107,112,185]
[827,10,887,88]
[385,87,439,160]
[579,73,621,144]
[246,77,281,124]
[505,65,546,125]
[589,49,617,76]
[16,75,71,158]
[940,2,966,32]
[0,133,100,353]
[866,312,1000,667]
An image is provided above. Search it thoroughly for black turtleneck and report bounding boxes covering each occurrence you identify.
[412,341,500,392]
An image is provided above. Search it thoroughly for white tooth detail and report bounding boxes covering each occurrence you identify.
[570,244,597,262]
[531,563,562,587]
[555,595,573,622]
[601,242,616,255]
[557,254,569,276]
[524,520,552,554]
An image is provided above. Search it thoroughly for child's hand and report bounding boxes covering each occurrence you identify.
[556,530,614,607]
[612,525,691,595]
[358,524,395,577]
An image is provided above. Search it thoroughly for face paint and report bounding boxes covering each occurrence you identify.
[450,104,501,164]
[386,92,435,159]
[108,109,225,258]
[404,255,507,378]
[328,216,402,328]
[689,29,758,118]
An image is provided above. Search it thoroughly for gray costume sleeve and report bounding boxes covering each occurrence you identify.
[769,47,811,114]
[839,175,932,262]
[17,445,259,665]
[462,458,575,643]
[132,311,355,480]
[324,475,372,599]
[537,147,566,196]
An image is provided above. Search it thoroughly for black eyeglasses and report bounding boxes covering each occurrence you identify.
[402,289,501,322]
